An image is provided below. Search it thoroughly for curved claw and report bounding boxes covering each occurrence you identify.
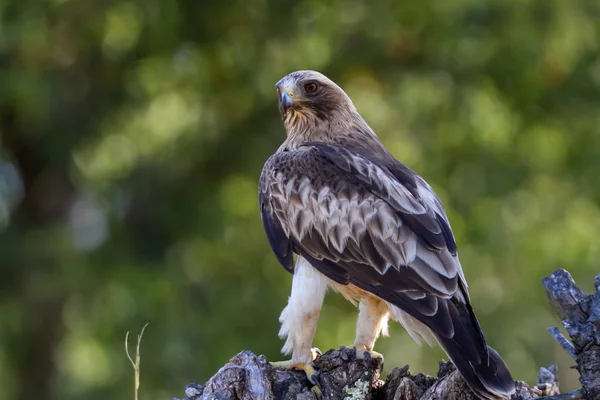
[270,360,322,393]
[311,347,322,360]
[351,345,384,372]
[305,364,321,390]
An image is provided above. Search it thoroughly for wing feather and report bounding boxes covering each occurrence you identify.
[259,142,467,339]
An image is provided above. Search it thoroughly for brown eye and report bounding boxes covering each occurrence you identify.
[304,81,318,94]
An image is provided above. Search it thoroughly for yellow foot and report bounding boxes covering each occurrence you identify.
[350,344,384,371]
[271,352,322,393]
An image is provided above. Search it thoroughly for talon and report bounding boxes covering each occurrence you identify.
[270,360,322,393]
[311,347,322,360]
[351,344,384,371]
[305,365,321,390]
[352,344,384,361]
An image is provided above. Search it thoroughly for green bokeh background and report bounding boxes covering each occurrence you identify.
[1,0,600,399]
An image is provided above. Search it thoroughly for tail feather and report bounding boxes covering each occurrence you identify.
[356,271,515,398]
[435,298,515,399]
[438,337,515,399]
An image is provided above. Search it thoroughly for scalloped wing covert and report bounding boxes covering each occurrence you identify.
[259,143,470,331]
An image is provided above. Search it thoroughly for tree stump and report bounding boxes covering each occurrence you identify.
[173,269,600,400]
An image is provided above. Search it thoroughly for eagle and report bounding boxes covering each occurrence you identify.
[258,70,515,399]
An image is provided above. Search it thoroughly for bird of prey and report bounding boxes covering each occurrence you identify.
[258,70,515,399]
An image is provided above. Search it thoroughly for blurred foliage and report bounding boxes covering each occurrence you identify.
[1,0,600,399]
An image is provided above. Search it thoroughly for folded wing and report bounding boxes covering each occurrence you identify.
[259,143,463,302]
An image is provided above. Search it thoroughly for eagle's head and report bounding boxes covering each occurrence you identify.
[275,70,361,139]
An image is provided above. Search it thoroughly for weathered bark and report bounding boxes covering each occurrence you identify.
[174,269,599,400]
[542,269,600,399]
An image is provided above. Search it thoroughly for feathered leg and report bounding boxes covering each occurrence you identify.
[272,257,328,389]
[351,296,389,362]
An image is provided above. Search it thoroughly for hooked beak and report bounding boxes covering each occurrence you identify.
[278,87,295,117]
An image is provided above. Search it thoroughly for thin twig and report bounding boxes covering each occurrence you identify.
[537,389,582,400]
[125,323,150,400]
[547,327,576,360]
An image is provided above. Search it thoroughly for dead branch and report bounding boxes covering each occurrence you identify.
[542,269,600,399]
